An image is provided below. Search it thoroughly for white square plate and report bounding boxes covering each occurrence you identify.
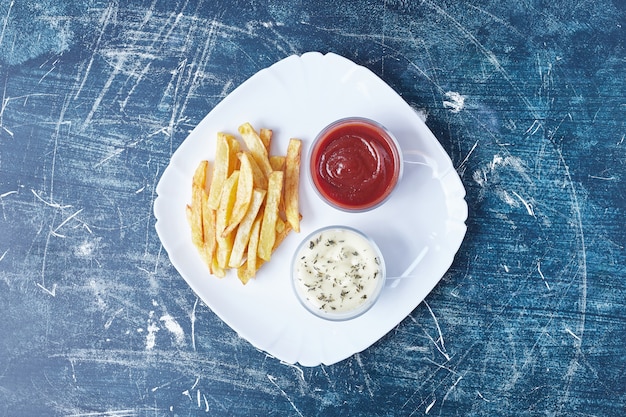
[154,52,467,366]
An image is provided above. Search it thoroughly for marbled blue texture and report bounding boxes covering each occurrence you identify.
[0,0,624,416]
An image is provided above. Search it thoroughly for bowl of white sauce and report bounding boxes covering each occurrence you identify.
[291,226,386,321]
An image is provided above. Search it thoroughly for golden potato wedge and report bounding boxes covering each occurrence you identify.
[201,189,217,270]
[258,171,283,261]
[215,171,239,269]
[228,189,266,268]
[237,215,263,284]
[211,258,226,278]
[284,138,302,232]
[245,151,269,189]
[260,128,272,152]
[225,134,241,173]
[223,153,254,237]
[237,217,293,283]
[274,218,293,252]
[207,133,231,210]
[190,160,208,248]
[269,155,285,172]
[238,122,273,178]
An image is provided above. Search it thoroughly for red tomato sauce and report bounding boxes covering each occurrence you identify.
[310,118,401,211]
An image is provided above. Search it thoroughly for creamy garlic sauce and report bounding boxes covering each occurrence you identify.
[294,228,382,313]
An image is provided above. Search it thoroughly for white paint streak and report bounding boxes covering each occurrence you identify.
[555,146,587,344]
[146,311,159,350]
[203,393,209,412]
[31,189,72,209]
[553,144,588,415]
[36,282,57,297]
[52,208,84,237]
[525,119,542,136]
[477,391,491,402]
[104,308,124,330]
[190,377,200,390]
[83,60,123,130]
[424,300,449,361]
[589,175,616,181]
[94,147,125,168]
[279,361,305,382]
[537,261,551,290]
[39,224,56,297]
[65,410,138,417]
[75,240,96,258]
[473,154,533,191]
[355,353,375,398]
[0,190,17,198]
[442,374,464,402]
[74,3,116,101]
[160,314,185,346]
[38,58,59,84]
[499,189,517,207]
[267,374,304,417]
[565,327,581,341]
[472,169,487,187]
[456,140,479,170]
[511,191,535,216]
[191,297,198,351]
[0,124,13,137]
[119,61,152,112]
[443,91,465,113]
[0,0,14,48]
[70,360,77,383]
[425,398,436,414]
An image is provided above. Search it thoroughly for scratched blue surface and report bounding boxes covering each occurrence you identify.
[0,0,625,416]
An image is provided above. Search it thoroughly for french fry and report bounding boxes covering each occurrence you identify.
[237,262,253,284]
[225,134,241,173]
[284,138,302,232]
[238,215,263,284]
[274,218,293,254]
[238,122,273,178]
[190,160,208,248]
[258,171,283,261]
[245,152,268,189]
[201,189,217,270]
[228,189,266,268]
[269,155,285,172]
[207,133,231,210]
[260,128,272,152]
[269,155,286,218]
[223,152,254,237]
[238,217,293,283]
[215,171,239,269]
[193,160,208,189]
[211,258,226,278]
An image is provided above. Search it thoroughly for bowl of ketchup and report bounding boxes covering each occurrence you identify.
[309,117,403,212]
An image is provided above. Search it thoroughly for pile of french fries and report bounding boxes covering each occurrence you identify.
[186,122,302,284]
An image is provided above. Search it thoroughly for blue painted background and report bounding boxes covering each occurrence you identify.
[0,0,624,415]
